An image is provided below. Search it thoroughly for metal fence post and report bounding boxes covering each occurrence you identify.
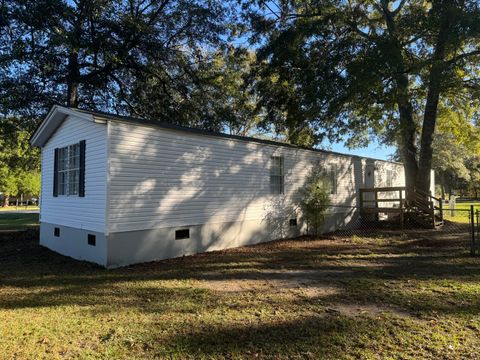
[471,205,476,256]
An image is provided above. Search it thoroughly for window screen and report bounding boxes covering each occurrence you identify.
[329,164,337,195]
[386,169,394,187]
[270,156,284,195]
[56,143,81,196]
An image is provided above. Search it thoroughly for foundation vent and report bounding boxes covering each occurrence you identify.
[87,234,96,246]
[175,229,190,240]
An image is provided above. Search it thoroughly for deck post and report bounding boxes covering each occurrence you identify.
[439,199,443,223]
[359,189,364,222]
[399,189,404,229]
[471,205,476,256]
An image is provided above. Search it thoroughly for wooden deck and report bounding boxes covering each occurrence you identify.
[359,187,444,228]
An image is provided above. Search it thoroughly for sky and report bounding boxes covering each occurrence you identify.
[326,141,396,161]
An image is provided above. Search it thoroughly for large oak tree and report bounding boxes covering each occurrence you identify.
[247,0,480,193]
[0,0,234,204]
[0,0,228,119]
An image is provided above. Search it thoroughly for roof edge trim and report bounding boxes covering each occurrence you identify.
[30,105,95,147]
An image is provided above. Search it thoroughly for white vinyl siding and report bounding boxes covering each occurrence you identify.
[376,163,403,188]
[40,115,107,232]
[374,163,406,207]
[106,120,405,233]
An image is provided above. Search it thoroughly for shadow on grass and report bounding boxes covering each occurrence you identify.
[0,224,479,314]
[0,212,39,231]
[156,313,396,358]
[2,225,480,358]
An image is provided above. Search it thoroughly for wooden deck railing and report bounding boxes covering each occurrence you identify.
[359,187,444,228]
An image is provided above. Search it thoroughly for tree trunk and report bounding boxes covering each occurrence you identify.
[416,2,451,193]
[381,8,418,192]
[66,12,82,108]
[396,73,418,191]
[2,194,9,207]
[67,50,80,107]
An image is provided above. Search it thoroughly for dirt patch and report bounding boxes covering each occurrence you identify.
[198,270,342,299]
[324,303,413,318]
[199,274,413,318]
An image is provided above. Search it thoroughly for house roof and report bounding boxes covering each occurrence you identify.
[31,105,402,165]
[30,105,105,147]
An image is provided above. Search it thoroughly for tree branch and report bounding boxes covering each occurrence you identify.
[391,0,408,16]
[447,49,480,65]
[347,20,375,40]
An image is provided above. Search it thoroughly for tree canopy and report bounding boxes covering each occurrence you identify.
[0,0,229,120]
[125,46,261,133]
[245,0,480,191]
[0,118,40,205]
[0,0,237,205]
[433,102,480,198]
[1,0,480,201]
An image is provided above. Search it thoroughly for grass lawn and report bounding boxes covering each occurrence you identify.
[0,205,39,212]
[443,202,479,224]
[0,212,39,230]
[1,224,479,359]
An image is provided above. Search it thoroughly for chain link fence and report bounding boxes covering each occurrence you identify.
[322,205,476,255]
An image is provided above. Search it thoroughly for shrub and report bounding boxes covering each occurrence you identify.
[299,169,331,236]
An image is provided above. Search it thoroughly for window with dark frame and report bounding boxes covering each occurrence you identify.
[54,141,84,197]
[289,218,297,227]
[270,156,284,195]
[329,164,338,195]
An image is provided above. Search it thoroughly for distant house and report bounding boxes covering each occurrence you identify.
[31,106,408,268]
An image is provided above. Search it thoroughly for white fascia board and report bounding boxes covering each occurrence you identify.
[30,106,95,147]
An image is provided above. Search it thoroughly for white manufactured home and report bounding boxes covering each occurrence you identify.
[31,106,408,268]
